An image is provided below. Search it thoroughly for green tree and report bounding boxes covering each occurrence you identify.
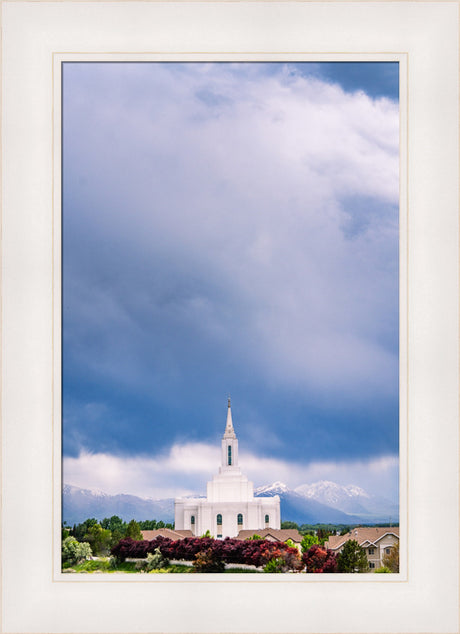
[101,515,125,532]
[281,521,299,530]
[316,528,332,545]
[101,515,127,546]
[301,533,319,553]
[84,524,112,555]
[337,539,369,573]
[73,518,98,542]
[125,519,143,540]
[382,542,399,572]
[62,536,92,566]
[138,520,157,530]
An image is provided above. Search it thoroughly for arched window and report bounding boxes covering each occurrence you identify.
[237,513,243,526]
[265,514,269,525]
[227,445,232,466]
[190,515,195,525]
[217,514,222,526]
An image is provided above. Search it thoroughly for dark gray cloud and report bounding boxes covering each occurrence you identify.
[62,62,399,490]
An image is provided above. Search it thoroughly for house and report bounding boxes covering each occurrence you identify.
[325,526,399,570]
[236,528,303,552]
[141,528,193,541]
[174,399,281,538]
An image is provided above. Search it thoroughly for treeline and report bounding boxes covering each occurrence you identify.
[62,516,173,555]
[281,521,345,542]
[281,521,399,540]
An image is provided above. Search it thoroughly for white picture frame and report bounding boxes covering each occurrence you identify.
[1,2,458,633]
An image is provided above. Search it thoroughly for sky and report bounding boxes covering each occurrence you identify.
[62,62,400,503]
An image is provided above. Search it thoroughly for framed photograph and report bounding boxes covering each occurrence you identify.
[59,56,402,575]
[1,2,458,633]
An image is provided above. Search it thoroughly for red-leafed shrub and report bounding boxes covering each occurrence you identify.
[111,535,304,571]
[322,550,338,573]
[192,548,225,573]
[303,543,338,573]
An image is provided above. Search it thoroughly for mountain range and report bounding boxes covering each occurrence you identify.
[63,481,398,526]
[254,481,398,525]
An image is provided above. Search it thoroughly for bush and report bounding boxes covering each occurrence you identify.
[303,544,337,573]
[76,558,111,572]
[301,533,319,553]
[111,535,304,572]
[108,556,119,569]
[136,548,170,572]
[192,548,225,573]
[374,566,392,573]
[62,536,92,566]
[264,557,285,573]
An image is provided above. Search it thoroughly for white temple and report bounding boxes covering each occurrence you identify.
[174,398,281,538]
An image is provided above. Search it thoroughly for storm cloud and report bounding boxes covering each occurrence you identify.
[62,62,399,498]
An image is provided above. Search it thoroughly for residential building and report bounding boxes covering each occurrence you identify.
[325,526,399,570]
[141,528,193,541]
[236,528,303,551]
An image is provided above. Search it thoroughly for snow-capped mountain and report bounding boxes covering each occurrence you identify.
[254,481,290,496]
[63,480,398,526]
[254,482,365,524]
[62,484,174,526]
[64,484,110,498]
[293,481,371,515]
[295,480,369,504]
[293,480,398,520]
[255,480,398,524]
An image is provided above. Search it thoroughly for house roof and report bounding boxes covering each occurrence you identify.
[236,528,303,543]
[325,527,400,551]
[141,528,193,541]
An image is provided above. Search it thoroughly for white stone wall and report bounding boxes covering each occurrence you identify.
[175,496,280,538]
[206,472,254,503]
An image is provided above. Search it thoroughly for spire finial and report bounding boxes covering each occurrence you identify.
[223,396,236,439]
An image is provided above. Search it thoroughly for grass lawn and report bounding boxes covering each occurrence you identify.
[63,559,139,573]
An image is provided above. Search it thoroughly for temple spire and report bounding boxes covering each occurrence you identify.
[223,395,236,439]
